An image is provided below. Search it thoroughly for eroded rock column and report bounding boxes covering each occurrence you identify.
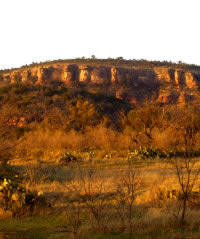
[62,65,79,84]
[91,67,111,84]
[79,66,92,83]
[111,67,118,83]
[185,72,198,89]
[175,70,186,88]
[36,68,43,84]
[154,68,175,83]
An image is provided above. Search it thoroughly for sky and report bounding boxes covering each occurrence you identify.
[0,0,200,70]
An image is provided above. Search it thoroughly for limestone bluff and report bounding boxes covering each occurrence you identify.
[1,62,200,106]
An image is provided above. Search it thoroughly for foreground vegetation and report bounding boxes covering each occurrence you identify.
[1,80,200,238]
[1,159,200,239]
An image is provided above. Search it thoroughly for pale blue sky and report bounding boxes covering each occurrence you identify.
[0,0,200,70]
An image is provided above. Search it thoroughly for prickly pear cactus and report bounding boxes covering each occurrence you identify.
[0,178,46,217]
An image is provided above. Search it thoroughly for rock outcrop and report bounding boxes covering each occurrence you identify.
[79,66,92,83]
[154,68,175,84]
[1,63,200,107]
[62,65,79,84]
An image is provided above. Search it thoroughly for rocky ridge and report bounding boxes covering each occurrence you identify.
[1,63,200,106]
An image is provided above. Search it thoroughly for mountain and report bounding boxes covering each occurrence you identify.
[1,59,200,107]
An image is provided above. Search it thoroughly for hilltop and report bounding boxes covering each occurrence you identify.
[1,58,200,107]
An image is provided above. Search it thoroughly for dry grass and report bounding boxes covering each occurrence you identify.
[13,160,179,209]
[4,157,200,238]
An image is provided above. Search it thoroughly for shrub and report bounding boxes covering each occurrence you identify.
[127,147,175,160]
[59,152,78,165]
[0,164,21,183]
[0,178,47,217]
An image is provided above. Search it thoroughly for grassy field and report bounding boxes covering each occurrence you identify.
[1,156,200,238]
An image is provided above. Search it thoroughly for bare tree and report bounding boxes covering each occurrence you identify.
[170,157,200,224]
[114,167,143,234]
[78,169,109,231]
[66,169,109,232]
[65,199,85,239]
[165,107,200,223]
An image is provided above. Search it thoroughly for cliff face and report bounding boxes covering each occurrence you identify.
[1,63,200,106]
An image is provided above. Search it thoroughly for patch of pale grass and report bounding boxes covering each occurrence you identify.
[135,190,153,205]
[143,208,169,225]
[186,209,200,225]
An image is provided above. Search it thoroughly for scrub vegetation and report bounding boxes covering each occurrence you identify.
[1,60,200,238]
